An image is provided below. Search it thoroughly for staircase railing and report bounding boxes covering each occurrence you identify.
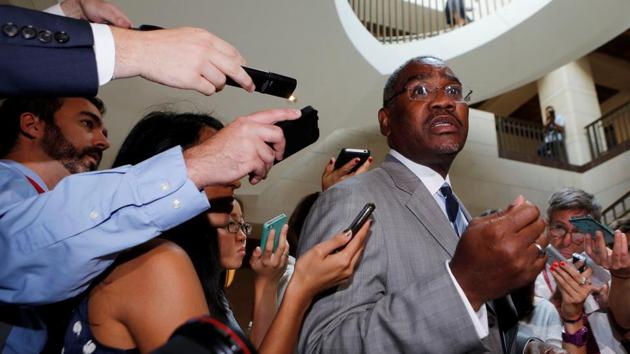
[348,0,512,43]
[602,190,630,226]
[495,116,570,166]
[585,101,630,160]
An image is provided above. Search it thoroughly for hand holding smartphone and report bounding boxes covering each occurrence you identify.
[334,148,371,174]
[569,216,615,246]
[274,106,319,164]
[335,203,375,253]
[260,213,288,253]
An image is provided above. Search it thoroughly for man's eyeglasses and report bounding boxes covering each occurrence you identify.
[225,220,252,236]
[385,82,472,106]
[549,226,587,244]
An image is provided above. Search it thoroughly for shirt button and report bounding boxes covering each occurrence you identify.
[89,211,99,220]
[160,182,170,191]
[172,199,181,209]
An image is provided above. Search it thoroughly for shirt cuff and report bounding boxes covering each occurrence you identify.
[446,261,489,339]
[44,4,65,16]
[90,23,115,86]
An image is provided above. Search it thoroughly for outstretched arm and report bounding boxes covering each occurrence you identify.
[258,220,372,354]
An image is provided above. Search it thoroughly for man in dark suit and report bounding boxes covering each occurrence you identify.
[0,1,254,96]
[297,56,550,353]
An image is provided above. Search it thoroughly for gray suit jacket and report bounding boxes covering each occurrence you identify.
[297,155,516,353]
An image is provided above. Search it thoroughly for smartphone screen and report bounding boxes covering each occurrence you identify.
[334,148,371,173]
[274,106,319,164]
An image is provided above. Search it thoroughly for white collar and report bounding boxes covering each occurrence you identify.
[0,159,49,192]
[388,149,451,196]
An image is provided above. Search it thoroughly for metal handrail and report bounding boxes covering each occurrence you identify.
[495,116,568,164]
[348,0,512,43]
[602,190,630,225]
[585,101,630,160]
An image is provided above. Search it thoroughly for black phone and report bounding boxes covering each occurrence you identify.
[226,67,297,99]
[347,203,376,236]
[334,148,371,173]
[274,106,320,164]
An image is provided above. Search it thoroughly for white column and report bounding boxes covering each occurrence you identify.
[537,57,601,165]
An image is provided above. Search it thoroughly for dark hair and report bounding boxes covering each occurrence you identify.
[382,56,447,106]
[0,97,105,157]
[112,111,229,320]
[287,192,320,257]
[112,111,223,167]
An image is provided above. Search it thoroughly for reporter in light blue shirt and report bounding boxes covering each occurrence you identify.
[0,97,300,353]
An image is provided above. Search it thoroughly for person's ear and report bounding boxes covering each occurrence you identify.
[19,113,45,139]
[378,108,391,137]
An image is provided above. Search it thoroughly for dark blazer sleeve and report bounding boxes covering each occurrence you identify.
[0,5,98,96]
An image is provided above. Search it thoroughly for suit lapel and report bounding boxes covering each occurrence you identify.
[381,156,460,257]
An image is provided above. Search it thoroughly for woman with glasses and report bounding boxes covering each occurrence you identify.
[533,187,628,354]
[62,111,372,354]
[61,111,287,353]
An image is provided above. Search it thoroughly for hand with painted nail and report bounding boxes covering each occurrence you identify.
[257,219,372,354]
[550,260,592,321]
[289,219,372,300]
[321,156,373,191]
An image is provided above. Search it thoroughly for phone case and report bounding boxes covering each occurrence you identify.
[260,213,288,253]
[334,148,371,173]
[546,245,568,266]
[274,106,319,164]
[569,216,615,245]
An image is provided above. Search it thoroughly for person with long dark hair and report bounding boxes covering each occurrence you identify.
[61,111,372,354]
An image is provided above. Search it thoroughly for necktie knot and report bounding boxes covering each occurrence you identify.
[440,184,459,224]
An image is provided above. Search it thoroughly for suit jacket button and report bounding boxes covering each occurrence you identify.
[2,23,19,37]
[38,30,53,43]
[20,25,37,39]
[54,31,70,43]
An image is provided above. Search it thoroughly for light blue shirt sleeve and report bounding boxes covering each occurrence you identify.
[0,146,209,305]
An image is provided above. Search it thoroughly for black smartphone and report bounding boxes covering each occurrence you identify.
[226,66,297,99]
[347,203,376,236]
[569,216,615,246]
[274,106,319,164]
[334,148,371,173]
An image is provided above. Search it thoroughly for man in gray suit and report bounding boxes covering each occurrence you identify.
[297,56,550,353]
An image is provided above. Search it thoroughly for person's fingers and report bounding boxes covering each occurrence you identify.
[551,267,582,299]
[264,229,276,254]
[353,156,373,175]
[200,62,227,92]
[515,215,547,246]
[505,202,542,234]
[339,219,372,258]
[190,76,217,96]
[323,158,335,176]
[206,46,252,92]
[243,108,302,125]
[338,158,360,176]
[100,3,132,28]
[315,230,354,255]
[584,234,596,261]
[278,224,289,256]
